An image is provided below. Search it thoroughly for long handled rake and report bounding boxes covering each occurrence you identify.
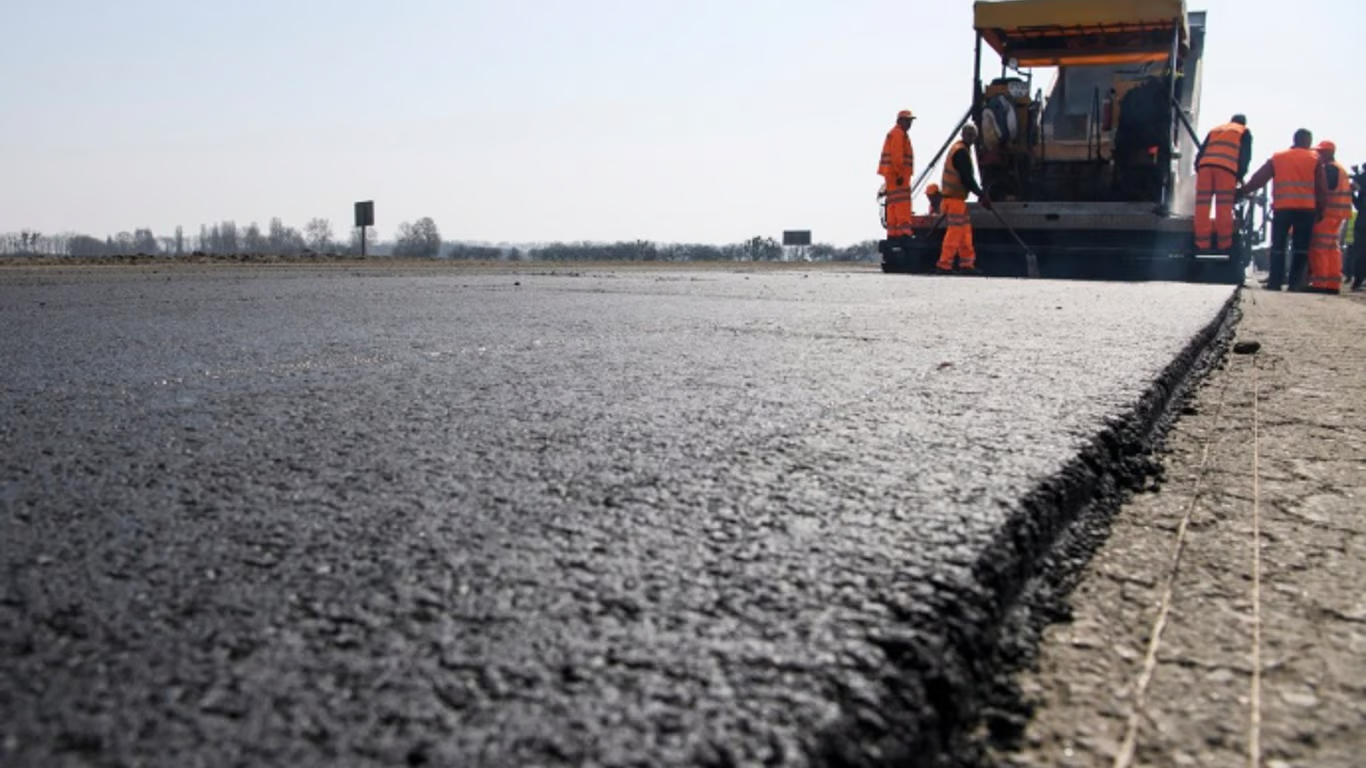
[988,206,1040,278]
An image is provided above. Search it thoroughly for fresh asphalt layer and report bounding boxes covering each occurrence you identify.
[0,264,1236,767]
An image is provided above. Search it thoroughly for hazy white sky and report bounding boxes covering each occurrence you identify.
[2,0,1360,246]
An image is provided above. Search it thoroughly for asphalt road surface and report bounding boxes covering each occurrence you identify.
[0,264,1235,767]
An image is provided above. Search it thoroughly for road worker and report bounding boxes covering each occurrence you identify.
[937,124,992,274]
[1306,141,1351,293]
[925,183,942,215]
[878,110,916,240]
[1237,129,1327,291]
[1193,114,1252,250]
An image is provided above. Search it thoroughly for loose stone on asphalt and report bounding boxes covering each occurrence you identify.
[0,265,1235,766]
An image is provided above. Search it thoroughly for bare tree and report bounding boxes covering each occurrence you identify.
[70,235,105,257]
[267,217,305,254]
[45,233,71,256]
[243,222,266,253]
[133,228,158,255]
[217,221,239,253]
[304,218,333,252]
[17,230,41,254]
[393,217,441,258]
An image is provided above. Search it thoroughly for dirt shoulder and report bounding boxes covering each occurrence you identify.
[998,287,1366,767]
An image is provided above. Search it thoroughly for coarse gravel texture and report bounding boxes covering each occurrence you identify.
[0,263,1236,767]
[999,286,1366,767]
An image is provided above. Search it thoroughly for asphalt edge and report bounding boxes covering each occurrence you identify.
[970,285,1244,765]
[810,286,1243,768]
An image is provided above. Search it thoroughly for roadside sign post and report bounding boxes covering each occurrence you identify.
[354,201,375,258]
[782,229,812,262]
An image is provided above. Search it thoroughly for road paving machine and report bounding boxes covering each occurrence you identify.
[880,0,1268,282]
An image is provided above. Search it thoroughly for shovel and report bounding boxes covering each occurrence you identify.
[987,205,1040,278]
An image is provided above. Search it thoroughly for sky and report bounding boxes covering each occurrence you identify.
[2,0,1362,248]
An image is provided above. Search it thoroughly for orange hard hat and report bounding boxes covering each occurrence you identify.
[1316,140,1336,153]
[925,183,940,195]
[897,109,915,120]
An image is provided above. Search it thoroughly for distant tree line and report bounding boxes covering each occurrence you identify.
[528,237,874,263]
[0,218,878,263]
[0,216,440,259]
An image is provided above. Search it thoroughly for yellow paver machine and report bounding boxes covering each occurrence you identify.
[880,0,1268,282]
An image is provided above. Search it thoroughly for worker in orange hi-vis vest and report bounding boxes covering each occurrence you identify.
[925,183,942,215]
[878,109,916,239]
[1193,114,1252,250]
[1307,140,1352,293]
[937,124,992,274]
[1237,128,1328,291]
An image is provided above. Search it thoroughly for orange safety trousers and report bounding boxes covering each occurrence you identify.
[937,198,975,269]
[883,175,913,237]
[1307,215,1345,292]
[1194,165,1237,250]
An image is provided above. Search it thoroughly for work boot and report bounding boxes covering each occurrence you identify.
[958,265,982,276]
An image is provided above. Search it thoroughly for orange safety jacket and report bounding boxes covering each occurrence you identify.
[1270,148,1320,211]
[1197,122,1247,175]
[1325,160,1353,220]
[941,141,969,199]
[878,127,914,181]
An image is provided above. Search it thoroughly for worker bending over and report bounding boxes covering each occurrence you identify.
[938,124,992,274]
[878,110,916,240]
[925,183,942,215]
[1308,141,1351,293]
[1194,114,1252,250]
[1237,128,1327,291]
